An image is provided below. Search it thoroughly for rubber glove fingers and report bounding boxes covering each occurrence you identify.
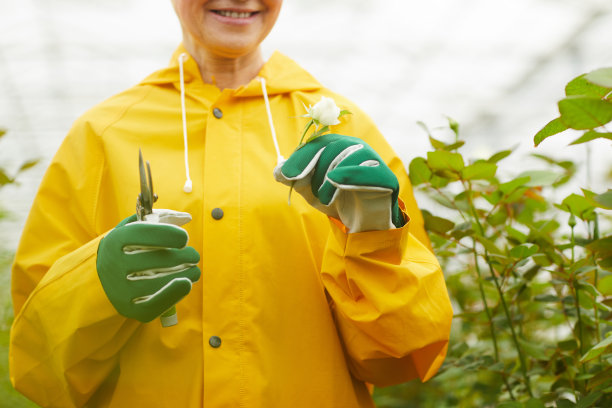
[131,277,195,323]
[108,222,192,252]
[97,214,201,323]
[274,134,404,232]
[318,163,398,205]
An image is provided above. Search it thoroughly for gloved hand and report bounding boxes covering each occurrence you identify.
[274,134,405,233]
[96,209,201,323]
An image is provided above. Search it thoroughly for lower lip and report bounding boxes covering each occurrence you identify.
[209,11,259,26]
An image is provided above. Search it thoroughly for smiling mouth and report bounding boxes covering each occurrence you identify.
[212,10,259,19]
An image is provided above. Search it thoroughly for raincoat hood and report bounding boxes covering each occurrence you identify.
[142,45,324,192]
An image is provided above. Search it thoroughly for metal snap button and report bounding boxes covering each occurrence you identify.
[212,107,223,119]
[211,208,224,220]
[209,336,222,348]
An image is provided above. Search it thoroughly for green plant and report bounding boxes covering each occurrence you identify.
[0,128,39,407]
[374,69,612,407]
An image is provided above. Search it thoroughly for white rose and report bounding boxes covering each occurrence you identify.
[309,96,341,126]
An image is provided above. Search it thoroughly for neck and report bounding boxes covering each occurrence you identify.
[183,41,264,90]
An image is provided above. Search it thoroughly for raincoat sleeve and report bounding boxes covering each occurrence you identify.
[320,108,453,387]
[9,117,139,407]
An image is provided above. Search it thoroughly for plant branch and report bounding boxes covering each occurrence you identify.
[288,119,316,204]
[431,185,469,223]
[472,240,515,400]
[465,180,533,397]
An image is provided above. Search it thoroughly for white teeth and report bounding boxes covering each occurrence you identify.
[217,10,253,18]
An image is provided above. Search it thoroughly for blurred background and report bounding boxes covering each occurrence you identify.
[1,0,612,405]
[1,0,612,250]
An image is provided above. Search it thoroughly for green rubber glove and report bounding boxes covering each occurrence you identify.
[96,210,201,323]
[274,134,405,232]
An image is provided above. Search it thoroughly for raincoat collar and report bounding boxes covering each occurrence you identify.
[140,44,322,97]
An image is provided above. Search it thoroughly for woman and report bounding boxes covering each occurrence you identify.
[9,1,452,407]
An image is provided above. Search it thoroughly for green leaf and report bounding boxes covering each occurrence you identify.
[573,265,598,276]
[523,265,541,281]
[304,125,330,143]
[427,150,464,172]
[499,176,531,194]
[574,373,595,381]
[559,194,596,220]
[517,170,560,187]
[487,149,512,163]
[586,236,612,258]
[587,236,612,271]
[422,211,455,235]
[461,162,497,180]
[599,257,612,270]
[509,243,539,259]
[532,254,553,267]
[529,154,577,188]
[534,117,568,146]
[599,274,612,295]
[578,289,594,309]
[497,402,522,408]
[18,159,39,172]
[430,174,450,188]
[531,153,575,170]
[576,391,602,408]
[429,194,456,210]
[505,226,527,244]
[428,135,446,150]
[505,186,530,204]
[443,141,465,151]
[576,281,600,298]
[473,234,502,255]
[408,157,432,186]
[426,135,465,152]
[569,130,612,145]
[580,333,612,363]
[556,399,576,408]
[486,210,506,226]
[518,338,549,360]
[450,341,469,357]
[596,301,612,312]
[585,67,612,88]
[534,294,559,302]
[0,169,12,186]
[558,96,612,130]
[558,339,578,351]
[451,222,474,240]
[594,189,612,209]
[525,398,546,408]
[566,73,611,98]
[587,366,612,390]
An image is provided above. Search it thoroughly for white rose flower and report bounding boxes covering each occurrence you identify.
[308,96,341,126]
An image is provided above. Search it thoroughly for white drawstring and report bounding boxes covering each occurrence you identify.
[178,53,193,193]
[258,77,285,165]
[177,67,281,193]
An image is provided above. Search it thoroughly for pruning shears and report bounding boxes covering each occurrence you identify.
[137,149,158,222]
[136,149,178,327]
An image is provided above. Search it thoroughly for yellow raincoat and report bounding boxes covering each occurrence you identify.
[10,45,453,407]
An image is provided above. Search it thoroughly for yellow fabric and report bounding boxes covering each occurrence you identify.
[10,45,453,408]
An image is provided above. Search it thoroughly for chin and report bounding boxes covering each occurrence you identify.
[208,41,261,59]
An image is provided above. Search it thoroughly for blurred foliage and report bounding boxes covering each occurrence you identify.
[0,128,39,407]
[374,68,612,407]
